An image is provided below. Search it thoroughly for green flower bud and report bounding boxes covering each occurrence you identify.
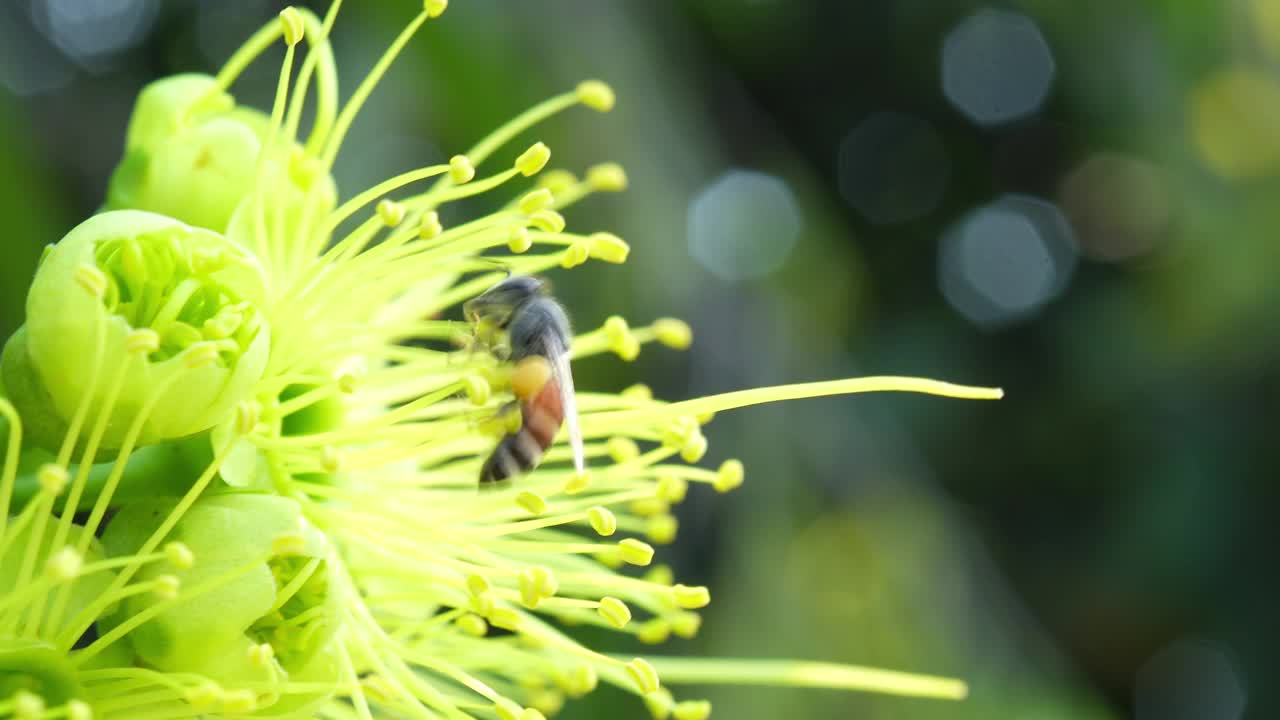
[105,74,336,235]
[3,210,269,451]
[100,494,338,694]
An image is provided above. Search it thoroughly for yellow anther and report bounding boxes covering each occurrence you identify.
[495,698,523,720]
[529,209,566,233]
[271,532,307,557]
[153,574,181,600]
[597,596,631,628]
[671,610,702,638]
[456,613,488,637]
[622,383,653,400]
[511,355,552,400]
[576,80,616,112]
[126,328,160,355]
[630,497,669,517]
[418,210,443,239]
[221,689,258,713]
[202,310,242,340]
[647,515,679,544]
[563,665,598,697]
[13,691,44,720]
[489,606,522,631]
[588,232,630,263]
[607,436,641,463]
[46,546,83,579]
[625,657,660,695]
[644,688,675,720]
[680,430,707,463]
[376,198,405,226]
[587,506,617,536]
[604,316,640,360]
[186,681,223,708]
[449,154,476,184]
[337,373,358,394]
[519,188,555,214]
[182,342,219,369]
[519,566,558,608]
[508,226,533,253]
[673,700,712,720]
[618,538,655,566]
[516,142,552,176]
[644,564,675,586]
[67,699,93,720]
[714,459,744,493]
[516,491,547,516]
[657,474,688,503]
[462,373,491,405]
[660,416,698,448]
[587,162,628,191]
[538,168,578,194]
[466,573,492,596]
[425,0,448,18]
[560,239,591,269]
[165,541,195,569]
[248,642,274,667]
[316,446,342,473]
[637,618,670,644]
[467,592,494,617]
[74,264,107,297]
[563,470,592,494]
[522,709,547,720]
[279,7,304,46]
[672,584,711,609]
[653,318,693,350]
[530,692,564,717]
[37,464,68,496]
[235,400,260,434]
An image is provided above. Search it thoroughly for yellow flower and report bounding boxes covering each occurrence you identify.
[0,3,997,718]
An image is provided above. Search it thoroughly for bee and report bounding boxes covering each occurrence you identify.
[464,275,584,484]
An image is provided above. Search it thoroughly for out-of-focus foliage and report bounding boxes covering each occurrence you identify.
[0,0,1270,717]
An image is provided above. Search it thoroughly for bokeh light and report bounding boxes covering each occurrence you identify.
[1059,153,1171,262]
[942,8,1055,126]
[938,194,1076,327]
[30,0,158,65]
[837,111,950,225]
[1190,67,1280,180]
[688,169,802,282]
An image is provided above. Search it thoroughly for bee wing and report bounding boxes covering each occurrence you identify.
[548,337,585,476]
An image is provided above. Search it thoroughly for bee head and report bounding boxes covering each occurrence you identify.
[464,275,546,328]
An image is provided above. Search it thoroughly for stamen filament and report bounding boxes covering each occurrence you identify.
[639,657,968,700]
[586,377,1004,432]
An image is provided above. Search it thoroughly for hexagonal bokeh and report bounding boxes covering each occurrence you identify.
[942,9,1056,126]
[938,194,1077,328]
[837,111,950,225]
[687,169,802,282]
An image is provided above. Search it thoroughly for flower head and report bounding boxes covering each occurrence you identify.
[0,3,997,719]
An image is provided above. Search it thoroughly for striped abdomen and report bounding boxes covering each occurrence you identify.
[480,372,564,484]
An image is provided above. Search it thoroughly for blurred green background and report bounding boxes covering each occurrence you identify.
[0,1,1271,718]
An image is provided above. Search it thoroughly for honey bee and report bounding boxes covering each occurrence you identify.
[464,275,584,484]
